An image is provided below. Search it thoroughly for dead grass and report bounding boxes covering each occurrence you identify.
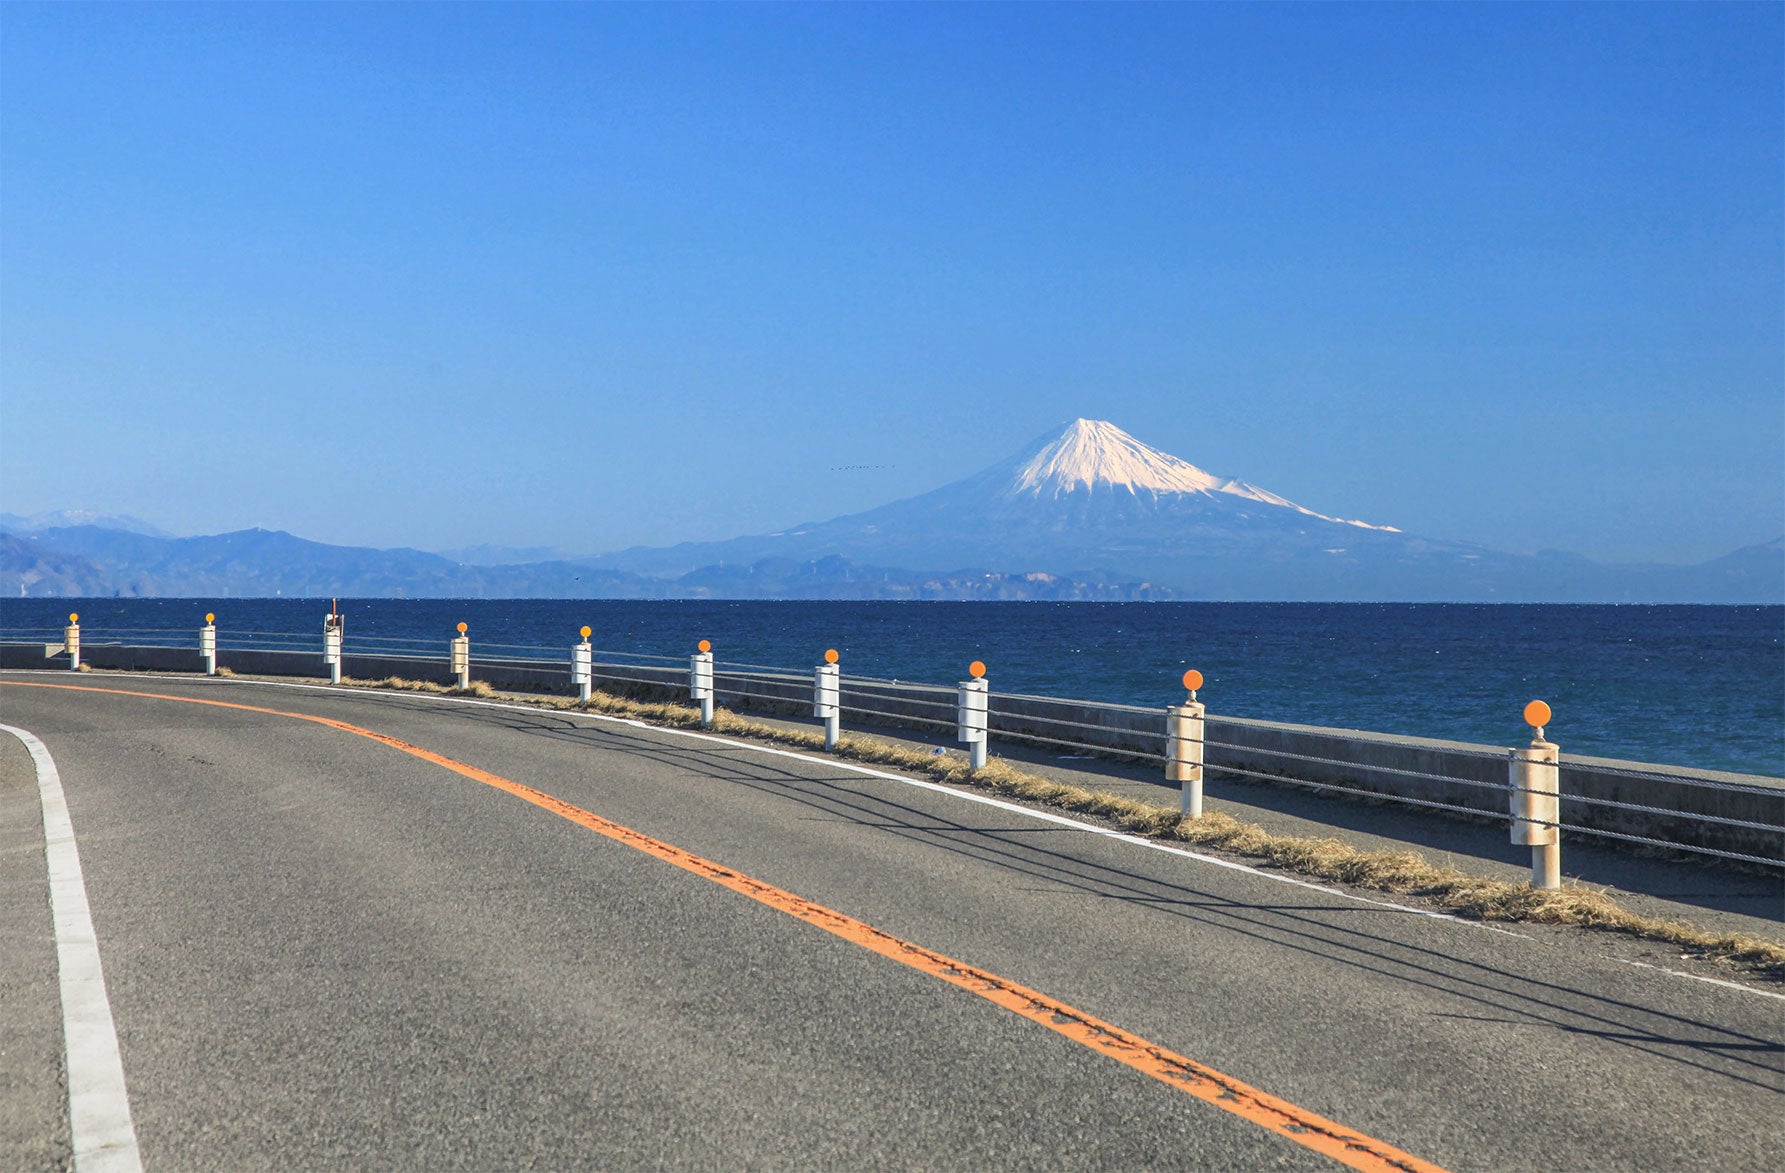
[346,676,1785,973]
[345,675,493,698]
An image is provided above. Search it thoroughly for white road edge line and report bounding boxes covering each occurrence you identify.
[126,673,1528,937]
[32,673,1785,1002]
[1,723,143,1173]
[1609,957,1785,1002]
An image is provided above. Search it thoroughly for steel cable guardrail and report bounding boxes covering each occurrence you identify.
[836,702,959,732]
[1552,755,1783,795]
[1194,737,1783,839]
[844,690,961,715]
[981,726,1162,759]
[9,624,1777,873]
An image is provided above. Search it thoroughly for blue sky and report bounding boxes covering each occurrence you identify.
[3,2,1780,564]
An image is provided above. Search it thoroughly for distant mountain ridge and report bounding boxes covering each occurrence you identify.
[581,420,1783,602]
[5,420,1781,601]
[0,525,1169,600]
[0,509,169,538]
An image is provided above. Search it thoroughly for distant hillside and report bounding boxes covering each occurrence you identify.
[6,425,1779,602]
[1,526,1164,600]
[0,509,169,537]
[580,420,1785,604]
[0,533,116,596]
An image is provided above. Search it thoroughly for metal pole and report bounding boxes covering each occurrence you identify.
[201,614,217,676]
[815,652,841,750]
[1534,833,1561,891]
[691,642,715,727]
[65,616,80,670]
[957,663,988,771]
[325,601,344,685]
[1510,700,1561,890]
[1168,701,1205,818]
[573,629,593,703]
[451,623,470,690]
[1166,671,1206,818]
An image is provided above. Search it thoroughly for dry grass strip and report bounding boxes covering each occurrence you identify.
[344,676,1784,974]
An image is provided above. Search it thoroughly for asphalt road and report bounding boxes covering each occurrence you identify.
[2,672,1780,1171]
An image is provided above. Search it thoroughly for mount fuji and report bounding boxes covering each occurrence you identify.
[584,419,1781,602]
[9,421,1778,600]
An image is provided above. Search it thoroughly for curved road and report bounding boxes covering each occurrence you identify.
[2,672,1780,1170]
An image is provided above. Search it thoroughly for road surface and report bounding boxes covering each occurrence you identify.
[2,672,1779,1170]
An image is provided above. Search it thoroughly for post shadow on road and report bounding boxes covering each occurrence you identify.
[381,688,1784,930]
[365,693,1784,1095]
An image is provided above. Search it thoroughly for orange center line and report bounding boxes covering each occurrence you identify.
[8,680,1447,1173]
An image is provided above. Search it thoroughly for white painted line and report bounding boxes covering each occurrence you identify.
[1,723,143,1173]
[127,673,1526,936]
[53,671,1785,1010]
[1609,957,1785,1001]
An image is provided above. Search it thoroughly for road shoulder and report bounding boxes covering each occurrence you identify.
[0,726,71,1171]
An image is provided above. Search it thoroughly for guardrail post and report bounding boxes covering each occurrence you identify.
[690,639,715,726]
[1511,700,1561,889]
[200,612,217,675]
[814,648,841,750]
[324,604,344,685]
[1167,670,1206,818]
[573,625,593,703]
[450,622,470,690]
[956,660,989,771]
[64,613,80,670]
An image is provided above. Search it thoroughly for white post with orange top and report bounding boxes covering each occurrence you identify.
[690,639,715,726]
[572,626,593,702]
[324,605,344,685]
[1511,699,1561,890]
[200,612,217,675]
[450,622,470,690]
[814,648,841,750]
[64,613,80,670]
[1167,670,1206,818]
[957,660,989,771]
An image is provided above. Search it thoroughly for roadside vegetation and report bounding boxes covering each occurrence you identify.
[337,675,1782,973]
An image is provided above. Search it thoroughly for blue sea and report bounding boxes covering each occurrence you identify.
[4,598,1780,776]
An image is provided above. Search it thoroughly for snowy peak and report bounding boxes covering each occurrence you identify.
[1010,419,1226,497]
[1004,419,1400,532]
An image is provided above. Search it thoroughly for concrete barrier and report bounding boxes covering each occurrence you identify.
[5,642,1777,867]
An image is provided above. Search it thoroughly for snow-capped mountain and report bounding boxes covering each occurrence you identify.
[576,420,1478,598]
[0,509,170,538]
[998,419,1396,534]
[10,422,1777,600]
[583,419,1780,601]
